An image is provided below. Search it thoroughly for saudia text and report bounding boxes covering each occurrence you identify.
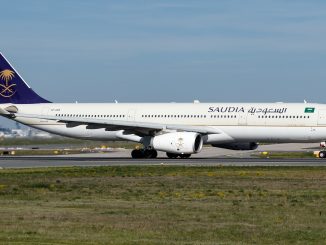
[208,107,287,114]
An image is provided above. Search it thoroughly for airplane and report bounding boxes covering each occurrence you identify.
[1,52,326,159]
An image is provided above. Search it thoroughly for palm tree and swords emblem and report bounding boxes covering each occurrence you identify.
[0,69,16,97]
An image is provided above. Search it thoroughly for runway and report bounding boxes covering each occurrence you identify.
[0,144,324,168]
[0,156,325,168]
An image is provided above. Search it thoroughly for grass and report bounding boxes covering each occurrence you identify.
[0,166,326,244]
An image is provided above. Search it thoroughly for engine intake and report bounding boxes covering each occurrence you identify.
[152,132,203,154]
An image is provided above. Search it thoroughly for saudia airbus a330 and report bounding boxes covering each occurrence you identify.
[1,53,326,158]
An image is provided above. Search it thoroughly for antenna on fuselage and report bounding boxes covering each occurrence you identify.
[304,99,307,104]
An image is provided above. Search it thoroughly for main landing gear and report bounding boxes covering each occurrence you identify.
[131,149,192,159]
[166,152,191,159]
[131,149,158,159]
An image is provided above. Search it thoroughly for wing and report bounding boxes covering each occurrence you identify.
[14,113,222,136]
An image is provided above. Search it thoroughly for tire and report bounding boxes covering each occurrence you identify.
[166,152,177,159]
[143,150,157,159]
[131,149,142,159]
[132,149,158,159]
[150,150,158,159]
[180,154,191,159]
[319,151,326,158]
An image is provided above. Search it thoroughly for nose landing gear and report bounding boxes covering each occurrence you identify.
[319,151,326,158]
[319,141,326,158]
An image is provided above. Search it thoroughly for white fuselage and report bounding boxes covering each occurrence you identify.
[7,102,326,144]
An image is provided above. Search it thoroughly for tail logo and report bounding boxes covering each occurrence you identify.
[0,69,16,98]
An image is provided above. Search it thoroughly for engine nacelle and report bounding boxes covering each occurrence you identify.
[152,132,203,154]
[212,142,258,150]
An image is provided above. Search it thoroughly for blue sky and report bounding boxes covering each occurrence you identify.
[1,0,326,126]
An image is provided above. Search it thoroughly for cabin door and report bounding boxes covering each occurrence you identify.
[42,107,49,116]
[318,110,326,125]
[238,112,247,126]
[127,109,136,121]
[40,107,49,123]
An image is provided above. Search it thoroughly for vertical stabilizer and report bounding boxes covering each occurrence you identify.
[0,53,50,104]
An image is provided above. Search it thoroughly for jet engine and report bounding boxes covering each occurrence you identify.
[152,132,203,154]
[212,142,258,150]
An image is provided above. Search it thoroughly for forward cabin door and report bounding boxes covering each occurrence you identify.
[318,109,326,125]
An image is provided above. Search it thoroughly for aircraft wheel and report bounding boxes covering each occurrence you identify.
[166,152,178,159]
[180,154,191,159]
[150,150,158,159]
[132,149,158,159]
[143,150,158,159]
[131,149,143,159]
[319,151,326,158]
